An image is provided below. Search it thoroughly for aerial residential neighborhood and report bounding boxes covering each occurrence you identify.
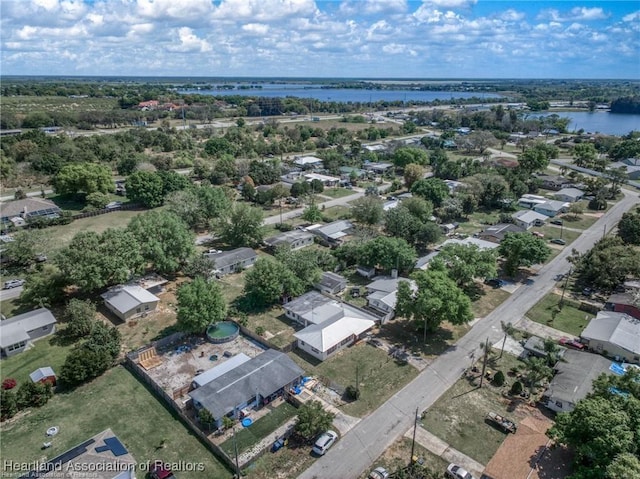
[1,2,640,479]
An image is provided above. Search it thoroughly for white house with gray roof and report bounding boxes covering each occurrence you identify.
[189,349,303,427]
[580,311,640,364]
[534,200,569,217]
[554,187,585,203]
[264,230,315,251]
[512,210,548,230]
[307,220,353,246]
[101,284,160,322]
[542,350,612,413]
[284,291,378,361]
[0,308,57,357]
[366,276,418,322]
[204,247,258,277]
[0,197,62,226]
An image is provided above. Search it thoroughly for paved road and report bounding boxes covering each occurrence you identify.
[0,285,23,302]
[0,189,53,203]
[298,188,640,479]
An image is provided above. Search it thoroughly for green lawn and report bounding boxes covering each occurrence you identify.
[558,213,601,230]
[532,225,581,244]
[421,353,526,465]
[378,318,470,358]
[1,334,74,384]
[245,440,316,479]
[0,366,232,478]
[320,188,355,199]
[321,205,352,221]
[0,297,22,319]
[289,343,419,417]
[471,287,511,318]
[220,402,297,456]
[525,292,591,337]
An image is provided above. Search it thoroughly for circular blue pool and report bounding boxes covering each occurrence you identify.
[206,321,240,344]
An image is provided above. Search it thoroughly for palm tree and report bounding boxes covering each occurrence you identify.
[499,321,516,359]
[542,337,563,367]
[522,356,553,396]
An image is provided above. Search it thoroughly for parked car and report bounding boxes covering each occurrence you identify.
[550,238,566,245]
[550,219,564,225]
[446,463,475,479]
[3,279,25,289]
[368,467,389,479]
[559,337,585,350]
[312,430,338,456]
[203,249,222,255]
[484,278,505,288]
[531,231,545,238]
[34,254,47,263]
[150,462,176,479]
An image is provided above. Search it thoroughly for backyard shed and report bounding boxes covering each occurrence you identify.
[29,366,57,386]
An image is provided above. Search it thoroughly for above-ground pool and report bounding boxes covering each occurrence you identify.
[206,321,240,344]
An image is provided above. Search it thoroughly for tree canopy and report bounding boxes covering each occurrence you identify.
[618,208,640,245]
[437,243,498,289]
[357,236,417,274]
[294,400,336,441]
[243,256,304,308]
[177,277,227,333]
[411,178,450,207]
[52,162,113,196]
[212,202,264,248]
[125,170,164,208]
[498,232,551,276]
[351,195,384,225]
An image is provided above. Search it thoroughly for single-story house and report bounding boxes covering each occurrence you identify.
[356,265,376,279]
[101,285,160,322]
[18,428,137,479]
[479,223,526,243]
[580,311,640,364]
[304,172,340,187]
[0,197,62,226]
[293,155,323,169]
[383,200,400,211]
[363,162,394,174]
[362,144,387,153]
[444,180,465,192]
[339,166,367,179]
[511,210,548,230]
[204,247,258,277]
[440,223,458,235]
[307,220,353,246]
[542,350,612,413]
[415,251,440,270]
[189,349,304,427]
[285,291,378,361]
[315,272,347,295]
[536,175,570,191]
[604,292,640,320]
[439,237,500,251]
[191,353,251,389]
[264,230,315,251]
[29,367,57,386]
[523,336,566,359]
[518,194,548,210]
[609,160,640,180]
[534,200,569,218]
[366,276,418,322]
[0,308,57,357]
[554,188,584,203]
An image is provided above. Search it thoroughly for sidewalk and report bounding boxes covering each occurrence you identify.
[517,317,578,341]
[404,426,485,479]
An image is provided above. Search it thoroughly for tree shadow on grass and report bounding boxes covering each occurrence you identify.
[377,319,455,357]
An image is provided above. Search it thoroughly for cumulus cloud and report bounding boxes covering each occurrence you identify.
[623,11,640,22]
[166,27,212,53]
[212,0,318,22]
[538,6,608,22]
[339,0,407,16]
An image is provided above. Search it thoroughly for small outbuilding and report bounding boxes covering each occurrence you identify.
[101,285,160,322]
[29,367,57,386]
[314,272,347,295]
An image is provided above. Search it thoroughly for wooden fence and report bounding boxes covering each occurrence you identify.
[71,202,142,220]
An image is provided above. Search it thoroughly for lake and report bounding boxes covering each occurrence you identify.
[531,111,639,136]
[181,84,502,103]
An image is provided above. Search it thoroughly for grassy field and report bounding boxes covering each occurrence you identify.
[320,188,355,199]
[525,292,590,337]
[244,440,316,479]
[0,335,74,384]
[0,366,232,478]
[471,287,511,318]
[0,95,118,114]
[558,212,601,230]
[321,205,352,221]
[289,343,419,417]
[0,297,21,318]
[421,353,526,465]
[220,402,297,457]
[378,318,471,358]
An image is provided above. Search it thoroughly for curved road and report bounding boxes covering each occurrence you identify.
[298,188,639,479]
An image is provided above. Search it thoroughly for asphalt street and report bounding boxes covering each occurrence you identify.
[298,188,639,479]
[0,285,23,302]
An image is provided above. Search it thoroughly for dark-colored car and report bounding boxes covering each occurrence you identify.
[485,278,505,288]
[550,238,566,245]
[550,219,564,225]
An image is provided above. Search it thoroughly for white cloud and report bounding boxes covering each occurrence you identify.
[623,11,640,22]
[136,0,213,21]
[424,0,476,8]
[498,9,525,22]
[212,0,318,22]
[242,23,270,36]
[538,6,608,22]
[166,27,212,53]
[339,0,407,16]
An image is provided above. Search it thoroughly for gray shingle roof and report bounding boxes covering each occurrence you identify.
[316,272,346,290]
[264,230,314,248]
[101,285,159,315]
[0,308,57,348]
[0,198,61,222]
[189,349,303,419]
[205,247,257,270]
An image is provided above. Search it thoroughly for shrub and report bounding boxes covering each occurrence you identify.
[2,378,17,390]
[222,415,235,430]
[345,385,361,401]
[16,381,53,409]
[1,389,18,420]
[255,326,265,336]
[492,370,505,387]
[510,380,523,396]
[277,223,293,232]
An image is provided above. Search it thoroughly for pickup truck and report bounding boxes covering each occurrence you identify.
[485,412,517,434]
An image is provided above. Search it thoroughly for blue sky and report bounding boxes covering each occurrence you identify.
[1,0,639,78]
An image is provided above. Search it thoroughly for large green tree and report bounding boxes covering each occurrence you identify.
[294,400,336,442]
[396,264,473,339]
[177,277,227,333]
[64,299,97,340]
[243,257,304,308]
[275,246,336,288]
[3,229,49,266]
[127,211,195,274]
[351,195,384,225]
[213,202,264,248]
[411,178,449,207]
[573,236,640,291]
[52,162,113,196]
[403,163,424,189]
[498,232,551,276]
[437,243,498,289]
[357,236,417,273]
[393,147,428,168]
[125,170,164,208]
[618,208,640,245]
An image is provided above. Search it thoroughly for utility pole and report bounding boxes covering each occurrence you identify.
[409,406,419,467]
[479,338,490,387]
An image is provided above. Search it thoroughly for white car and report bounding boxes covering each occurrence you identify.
[3,279,25,289]
[368,467,389,479]
[312,430,338,456]
[446,463,475,479]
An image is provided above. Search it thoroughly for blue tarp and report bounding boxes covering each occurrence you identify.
[610,363,625,376]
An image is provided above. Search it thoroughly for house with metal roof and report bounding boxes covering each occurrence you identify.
[534,200,569,218]
[189,349,303,427]
[293,155,323,169]
[307,220,353,246]
[604,292,640,320]
[518,194,548,210]
[478,223,526,243]
[17,428,137,479]
[511,210,548,230]
[0,198,62,226]
[580,311,640,364]
[0,308,57,357]
[191,353,251,389]
[554,187,585,203]
[542,350,612,413]
[101,285,160,322]
[264,230,315,251]
[366,276,418,322]
[203,247,258,277]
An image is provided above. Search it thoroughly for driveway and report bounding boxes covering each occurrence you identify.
[298,188,640,479]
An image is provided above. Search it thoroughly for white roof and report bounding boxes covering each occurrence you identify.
[439,237,499,250]
[294,156,323,166]
[366,277,417,309]
[30,367,56,383]
[556,187,584,197]
[535,200,569,212]
[101,285,159,314]
[192,353,251,388]
[294,315,375,353]
[582,311,640,355]
[304,173,340,183]
[512,210,548,223]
